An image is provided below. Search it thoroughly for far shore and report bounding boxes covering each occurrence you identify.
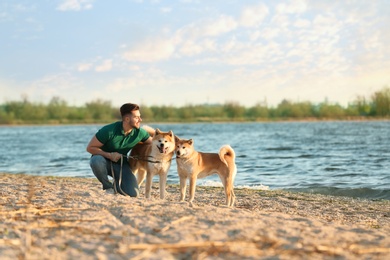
[1,116,390,127]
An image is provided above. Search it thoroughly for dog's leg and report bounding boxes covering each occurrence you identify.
[136,169,146,186]
[225,178,235,207]
[230,189,236,207]
[159,173,167,199]
[179,176,187,202]
[144,172,153,199]
[188,175,198,207]
[224,185,234,207]
[219,172,235,207]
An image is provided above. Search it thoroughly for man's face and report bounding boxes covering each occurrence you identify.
[126,110,142,129]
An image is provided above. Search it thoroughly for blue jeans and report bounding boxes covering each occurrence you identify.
[89,155,139,197]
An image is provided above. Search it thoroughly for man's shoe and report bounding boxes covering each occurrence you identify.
[104,188,115,195]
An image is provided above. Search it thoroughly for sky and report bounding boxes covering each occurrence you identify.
[0,0,389,108]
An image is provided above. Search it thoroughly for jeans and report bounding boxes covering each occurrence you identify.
[89,155,139,197]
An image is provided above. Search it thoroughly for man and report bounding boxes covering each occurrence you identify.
[86,103,152,197]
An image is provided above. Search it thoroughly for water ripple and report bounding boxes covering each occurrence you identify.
[0,122,389,200]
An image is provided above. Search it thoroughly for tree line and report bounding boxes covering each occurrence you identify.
[1,87,389,124]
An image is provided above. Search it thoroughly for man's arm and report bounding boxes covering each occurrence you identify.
[86,135,121,162]
[143,136,153,145]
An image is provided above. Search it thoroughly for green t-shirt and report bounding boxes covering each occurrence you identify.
[95,121,150,155]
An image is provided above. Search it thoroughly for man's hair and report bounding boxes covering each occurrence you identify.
[120,103,140,117]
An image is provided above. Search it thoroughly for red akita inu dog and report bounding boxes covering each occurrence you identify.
[129,127,175,199]
[175,136,237,207]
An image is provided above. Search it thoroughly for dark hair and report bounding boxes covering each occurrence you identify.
[120,103,140,117]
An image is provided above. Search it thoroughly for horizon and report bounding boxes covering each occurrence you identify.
[1,1,389,108]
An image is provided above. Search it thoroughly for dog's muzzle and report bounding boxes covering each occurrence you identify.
[158,144,167,154]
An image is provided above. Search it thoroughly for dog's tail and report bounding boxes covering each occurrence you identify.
[219,145,235,166]
[219,145,237,206]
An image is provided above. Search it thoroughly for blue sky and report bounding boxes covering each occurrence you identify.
[1,0,389,108]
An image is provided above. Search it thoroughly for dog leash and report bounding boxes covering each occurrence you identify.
[110,156,129,196]
[128,154,175,164]
[110,154,174,195]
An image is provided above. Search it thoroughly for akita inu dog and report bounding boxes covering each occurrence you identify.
[175,136,237,207]
[129,127,175,199]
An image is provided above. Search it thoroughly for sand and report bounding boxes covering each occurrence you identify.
[0,173,389,259]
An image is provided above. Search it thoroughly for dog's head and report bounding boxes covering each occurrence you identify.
[152,128,175,154]
[174,136,194,158]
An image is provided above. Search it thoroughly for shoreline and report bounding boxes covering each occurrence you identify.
[1,117,390,126]
[1,173,389,259]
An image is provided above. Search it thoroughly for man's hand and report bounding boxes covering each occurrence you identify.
[110,152,122,162]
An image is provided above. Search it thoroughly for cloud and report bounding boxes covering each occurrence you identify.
[177,15,238,41]
[95,59,113,72]
[123,39,176,62]
[179,39,216,56]
[276,0,307,14]
[294,18,310,28]
[57,0,94,11]
[77,63,92,72]
[239,4,269,27]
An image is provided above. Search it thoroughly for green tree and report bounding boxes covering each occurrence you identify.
[177,105,194,121]
[223,101,245,119]
[246,102,269,119]
[274,99,305,118]
[317,102,345,118]
[47,97,68,121]
[352,96,371,116]
[371,87,390,116]
[140,105,154,121]
[85,99,114,121]
[150,105,177,121]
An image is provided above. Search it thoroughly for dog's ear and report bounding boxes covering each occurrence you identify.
[188,139,194,145]
[175,135,181,142]
[155,128,161,134]
[168,130,174,137]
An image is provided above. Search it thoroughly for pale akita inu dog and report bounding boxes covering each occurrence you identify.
[129,126,175,199]
[175,136,237,207]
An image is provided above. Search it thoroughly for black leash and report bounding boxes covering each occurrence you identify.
[127,154,175,164]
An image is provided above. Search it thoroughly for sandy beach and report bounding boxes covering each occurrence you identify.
[0,173,389,259]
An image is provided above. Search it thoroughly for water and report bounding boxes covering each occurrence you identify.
[0,122,389,200]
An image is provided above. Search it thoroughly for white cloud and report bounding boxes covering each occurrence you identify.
[179,40,204,56]
[294,18,310,28]
[179,38,216,56]
[177,15,237,41]
[95,59,113,72]
[123,39,175,62]
[202,15,238,37]
[239,4,269,27]
[261,27,280,40]
[77,63,92,72]
[276,0,307,14]
[271,14,290,29]
[57,0,94,11]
